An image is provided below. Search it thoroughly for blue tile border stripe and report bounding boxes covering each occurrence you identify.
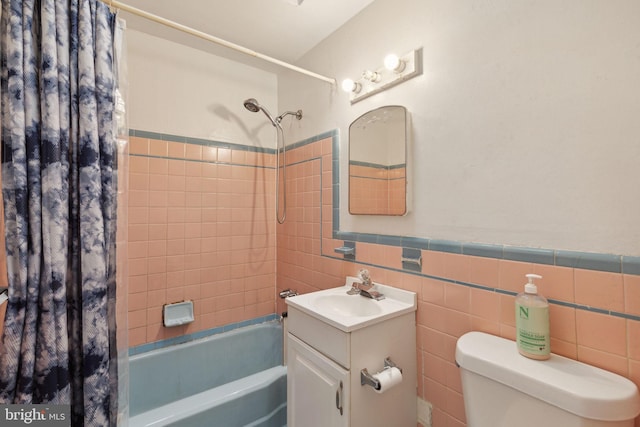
[129,152,275,169]
[429,239,463,254]
[503,246,555,265]
[462,243,504,259]
[555,251,622,273]
[130,128,275,154]
[291,129,339,149]
[623,256,640,275]
[330,233,635,276]
[128,314,279,356]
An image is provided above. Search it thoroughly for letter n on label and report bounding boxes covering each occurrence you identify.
[519,306,529,319]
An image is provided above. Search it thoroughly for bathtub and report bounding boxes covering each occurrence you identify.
[129,321,287,427]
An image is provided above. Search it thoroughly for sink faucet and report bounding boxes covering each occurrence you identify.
[348,270,385,300]
[357,269,372,291]
[359,287,385,301]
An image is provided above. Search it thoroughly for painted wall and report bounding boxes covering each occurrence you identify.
[278,0,640,257]
[127,30,279,147]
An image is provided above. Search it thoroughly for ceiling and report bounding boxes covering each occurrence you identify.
[118,0,375,71]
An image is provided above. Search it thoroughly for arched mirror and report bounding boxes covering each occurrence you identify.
[349,105,407,215]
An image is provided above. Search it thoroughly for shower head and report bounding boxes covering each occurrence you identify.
[243,98,261,113]
[243,98,278,127]
[243,97,302,225]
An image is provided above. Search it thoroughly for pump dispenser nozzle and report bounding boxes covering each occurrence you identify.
[524,274,542,294]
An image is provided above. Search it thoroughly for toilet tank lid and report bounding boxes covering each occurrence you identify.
[455,331,640,421]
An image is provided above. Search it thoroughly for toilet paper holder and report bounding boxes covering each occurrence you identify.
[361,357,402,390]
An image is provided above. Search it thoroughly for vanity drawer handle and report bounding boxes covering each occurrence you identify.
[335,380,343,416]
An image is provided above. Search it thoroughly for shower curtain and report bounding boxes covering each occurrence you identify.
[0,1,119,426]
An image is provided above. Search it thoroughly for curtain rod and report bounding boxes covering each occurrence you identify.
[104,0,336,85]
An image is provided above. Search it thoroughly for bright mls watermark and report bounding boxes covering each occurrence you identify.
[1,405,70,426]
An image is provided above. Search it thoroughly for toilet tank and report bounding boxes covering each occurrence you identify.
[456,331,640,427]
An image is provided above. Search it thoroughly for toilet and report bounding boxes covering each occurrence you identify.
[456,331,640,427]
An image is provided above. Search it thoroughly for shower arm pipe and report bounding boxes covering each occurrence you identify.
[105,0,337,85]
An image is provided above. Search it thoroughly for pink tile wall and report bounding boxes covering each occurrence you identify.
[276,137,338,315]
[276,136,640,427]
[127,136,277,347]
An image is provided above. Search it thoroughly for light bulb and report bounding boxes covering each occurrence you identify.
[341,78,360,93]
[362,70,381,82]
[384,53,405,72]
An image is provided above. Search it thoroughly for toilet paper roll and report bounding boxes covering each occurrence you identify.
[373,367,402,394]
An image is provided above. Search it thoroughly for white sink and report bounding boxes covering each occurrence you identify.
[285,276,417,332]
[313,294,384,317]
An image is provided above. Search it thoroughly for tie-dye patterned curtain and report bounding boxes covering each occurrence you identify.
[0,1,118,426]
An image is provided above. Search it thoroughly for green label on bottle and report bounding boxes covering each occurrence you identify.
[515,304,550,356]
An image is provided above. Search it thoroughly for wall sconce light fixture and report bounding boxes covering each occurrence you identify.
[342,48,422,104]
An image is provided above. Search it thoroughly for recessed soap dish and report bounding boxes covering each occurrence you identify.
[163,300,194,327]
[334,246,355,255]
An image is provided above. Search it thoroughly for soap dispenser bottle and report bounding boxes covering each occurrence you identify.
[515,274,550,360]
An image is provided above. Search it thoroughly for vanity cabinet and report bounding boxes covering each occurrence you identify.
[286,304,416,427]
[288,334,350,427]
